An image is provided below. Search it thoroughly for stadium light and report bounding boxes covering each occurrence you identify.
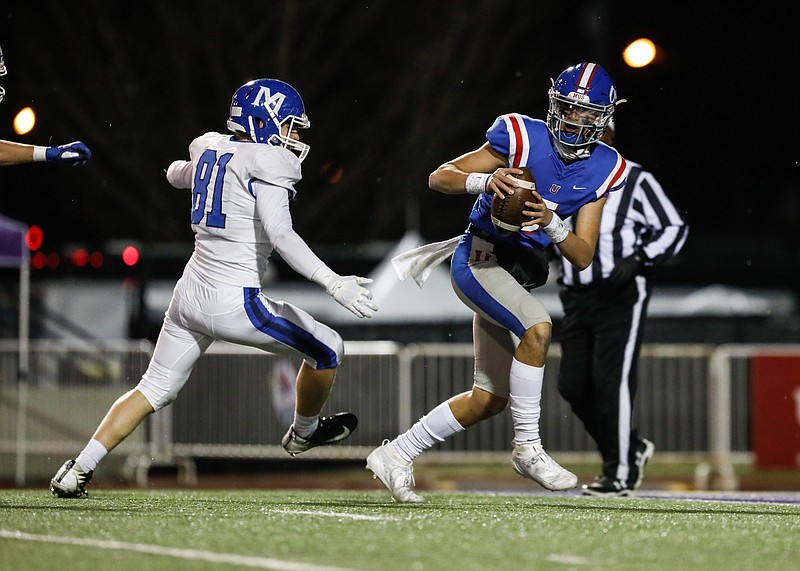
[13,106,36,135]
[623,38,658,68]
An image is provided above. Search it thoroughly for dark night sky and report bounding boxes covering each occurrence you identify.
[0,1,796,288]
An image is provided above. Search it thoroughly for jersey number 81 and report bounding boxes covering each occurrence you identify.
[191,149,232,228]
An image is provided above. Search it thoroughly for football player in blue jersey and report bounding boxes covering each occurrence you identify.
[0,45,91,167]
[50,78,376,498]
[368,62,627,502]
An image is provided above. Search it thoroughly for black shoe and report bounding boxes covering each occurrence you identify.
[627,437,655,490]
[281,412,358,456]
[581,475,632,497]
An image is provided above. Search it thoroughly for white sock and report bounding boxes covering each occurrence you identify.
[508,358,544,446]
[292,413,319,438]
[393,401,464,462]
[75,439,108,472]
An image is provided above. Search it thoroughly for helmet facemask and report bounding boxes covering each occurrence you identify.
[547,90,614,149]
[265,108,311,163]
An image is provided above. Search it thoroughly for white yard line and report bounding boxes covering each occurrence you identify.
[546,554,594,566]
[270,508,399,521]
[0,530,354,571]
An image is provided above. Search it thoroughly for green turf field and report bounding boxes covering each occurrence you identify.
[1,489,798,570]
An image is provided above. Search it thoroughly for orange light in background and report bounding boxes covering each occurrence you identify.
[25,225,43,250]
[320,159,344,184]
[14,106,36,135]
[623,38,657,68]
[122,245,140,266]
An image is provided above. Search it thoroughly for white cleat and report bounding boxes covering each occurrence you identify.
[50,459,93,498]
[366,440,425,503]
[511,442,578,491]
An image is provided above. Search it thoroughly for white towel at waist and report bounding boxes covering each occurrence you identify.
[391,235,461,288]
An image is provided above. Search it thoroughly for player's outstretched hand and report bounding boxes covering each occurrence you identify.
[45,141,91,166]
[326,275,378,318]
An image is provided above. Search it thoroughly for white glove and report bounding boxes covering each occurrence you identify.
[312,266,378,318]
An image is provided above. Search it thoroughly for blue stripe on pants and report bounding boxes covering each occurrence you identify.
[242,288,338,369]
[451,234,527,338]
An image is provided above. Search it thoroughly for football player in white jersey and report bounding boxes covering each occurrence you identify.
[50,78,376,498]
[0,45,91,167]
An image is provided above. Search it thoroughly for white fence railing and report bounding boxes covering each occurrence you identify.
[0,339,789,490]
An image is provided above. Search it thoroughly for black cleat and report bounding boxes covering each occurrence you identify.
[581,475,632,497]
[281,412,358,456]
[628,437,655,490]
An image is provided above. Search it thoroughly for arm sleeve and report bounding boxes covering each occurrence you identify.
[166,160,193,189]
[253,179,328,281]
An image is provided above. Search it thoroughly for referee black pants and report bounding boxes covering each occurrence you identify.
[557,276,651,481]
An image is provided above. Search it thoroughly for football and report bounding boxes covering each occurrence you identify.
[490,167,537,233]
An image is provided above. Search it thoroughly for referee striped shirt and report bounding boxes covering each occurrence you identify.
[560,161,689,286]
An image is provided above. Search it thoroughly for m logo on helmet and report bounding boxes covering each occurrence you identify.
[253,86,286,115]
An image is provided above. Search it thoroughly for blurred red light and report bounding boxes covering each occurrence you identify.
[122,245,140,266]
[70,248,89,267]
[31,251,47,269]
[90,251,103,268]
[25,225,43,251]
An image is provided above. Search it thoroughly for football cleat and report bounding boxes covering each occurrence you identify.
[281,412,358,456]
[511,442,578,491]
[628,437,655,490]
[582,475,632,497]
[366,440,425,503]
[50,459,93,498]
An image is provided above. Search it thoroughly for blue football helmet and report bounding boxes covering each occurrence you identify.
[547,62,623,150]
[227,78,311,162]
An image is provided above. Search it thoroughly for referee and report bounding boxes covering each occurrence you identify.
[556,120,689,496]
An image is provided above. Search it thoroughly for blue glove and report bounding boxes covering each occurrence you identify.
[45,141,92,166]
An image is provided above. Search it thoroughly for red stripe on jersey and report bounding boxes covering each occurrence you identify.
[507,114,524,168]
[596,156,628,199]
[609,157,627,187]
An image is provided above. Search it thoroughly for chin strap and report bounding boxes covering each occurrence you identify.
[553,139,591,161]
